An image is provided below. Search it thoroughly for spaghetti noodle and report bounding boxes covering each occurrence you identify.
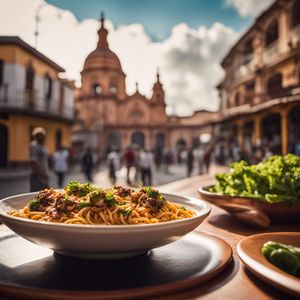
[9,181,195,225]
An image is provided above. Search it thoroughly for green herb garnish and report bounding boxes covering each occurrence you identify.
[104,190,117,207]
[77,199,89,210]
[28,198,40,211]
[118,208,133,217]
[65,180,95,197]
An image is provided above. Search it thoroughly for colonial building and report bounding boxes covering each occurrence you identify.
[0,36,74,167]
[217,0,300,155]
[73,15,217,154]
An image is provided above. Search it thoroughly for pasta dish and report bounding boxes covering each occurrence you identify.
[9,181,195,225]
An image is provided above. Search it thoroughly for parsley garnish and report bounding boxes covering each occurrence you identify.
[118,208,133,217]
[104,190,117,207]
[77,199,88,210]
[29,198,40,211]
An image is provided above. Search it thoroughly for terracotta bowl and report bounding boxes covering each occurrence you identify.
[198,186,300,228]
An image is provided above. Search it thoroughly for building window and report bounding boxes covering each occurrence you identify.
[265,19,278,47]
[55,129,62,149]
[267,73,283,99]
[92,83,102,95]
[110,84,117,94]
[234,93,240,106]
[25,65,35,91]
[0,60,3,85]
[59,83,65,113]
[291,1,300,28]
[45,74,52,100]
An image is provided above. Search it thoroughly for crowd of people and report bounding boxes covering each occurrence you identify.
[31,126,299,192]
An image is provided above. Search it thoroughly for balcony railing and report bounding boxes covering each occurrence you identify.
[264,41,279,64]
[290,23,300,49]
[0,86,74,120]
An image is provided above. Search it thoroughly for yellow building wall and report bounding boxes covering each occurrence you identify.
[0,115,71,163]
[0,45,59,79]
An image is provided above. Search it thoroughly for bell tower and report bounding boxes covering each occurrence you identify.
[151,68,165,105]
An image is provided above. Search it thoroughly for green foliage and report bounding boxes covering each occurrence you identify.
[65,181,95,197]
[142,187,166,203]
[262,241,300,276]
[210,154,300,204]
[28,198,40,211]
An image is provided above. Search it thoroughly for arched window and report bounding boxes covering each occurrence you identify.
[267,73,283,98]
[92,83,102,95]
[107,132,122,150]
[45,74,52,100]
[265,19,278,47]
[109,83,118,94]
[291,1,300,28]
[155,133,165,149]
[0,124,8,167]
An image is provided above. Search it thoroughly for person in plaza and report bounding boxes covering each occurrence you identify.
[29,127,49,192]
[203,147,211,174]
[52,145,69,188]
[81,147,94,182]
[139,148,155,186]
[186,148,194,177]
[107,148,121,185]
[123,146,135,185]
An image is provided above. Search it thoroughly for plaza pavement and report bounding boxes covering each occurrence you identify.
[0,163,228,199]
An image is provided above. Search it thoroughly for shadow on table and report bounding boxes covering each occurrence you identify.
[243,267,297,300]
[208,213,300,235]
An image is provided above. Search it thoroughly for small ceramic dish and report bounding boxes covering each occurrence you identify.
[198,186,300,229]
[0,192,210,260]
[237,232,300,298]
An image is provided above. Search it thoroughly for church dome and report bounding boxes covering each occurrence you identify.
[83,14,123,72]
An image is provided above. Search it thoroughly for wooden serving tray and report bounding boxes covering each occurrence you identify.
[0,227,232,299]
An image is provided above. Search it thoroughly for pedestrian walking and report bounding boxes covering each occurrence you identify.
[29,127,49,192]
[123,146,135,185]
[107,149,121,185]
[52,145,69,188]
[139,149,155,186]
[81,147,94,182]
[186,148,194,177]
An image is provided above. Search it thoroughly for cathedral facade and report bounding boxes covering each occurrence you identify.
[72,16,216,154]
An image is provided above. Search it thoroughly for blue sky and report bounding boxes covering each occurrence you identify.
[46,0,251,40]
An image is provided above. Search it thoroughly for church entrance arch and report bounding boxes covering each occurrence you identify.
[0,124,8,167]
[131,131,145,148]
[107,131,122,151]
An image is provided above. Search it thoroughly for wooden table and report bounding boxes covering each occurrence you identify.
[0,175,299,300]
[157,175,300,300]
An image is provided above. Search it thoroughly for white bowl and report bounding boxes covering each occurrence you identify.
[0,192,210,259]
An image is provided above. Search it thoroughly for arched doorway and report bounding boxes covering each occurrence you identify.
[107,132,122,151]
[243,121,254,153]
[288,106,300,154]
[155,133,165,149]
[262,114,281,154]
[131,131,145,148]
[0,124,8,167]
[176,138,187,164]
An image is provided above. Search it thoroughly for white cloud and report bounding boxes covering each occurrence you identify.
[225,0,274,17]
[0,0,238,116]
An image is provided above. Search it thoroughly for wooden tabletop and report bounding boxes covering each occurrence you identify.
[157,175,300,300]
[0,175,299,300]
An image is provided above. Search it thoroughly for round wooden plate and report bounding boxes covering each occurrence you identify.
[237,232,300,298]
[0,228,232,299]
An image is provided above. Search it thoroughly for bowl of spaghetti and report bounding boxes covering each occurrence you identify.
[0,181,210,259]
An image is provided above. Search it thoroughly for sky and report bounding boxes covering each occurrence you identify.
[0,0,274,116]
